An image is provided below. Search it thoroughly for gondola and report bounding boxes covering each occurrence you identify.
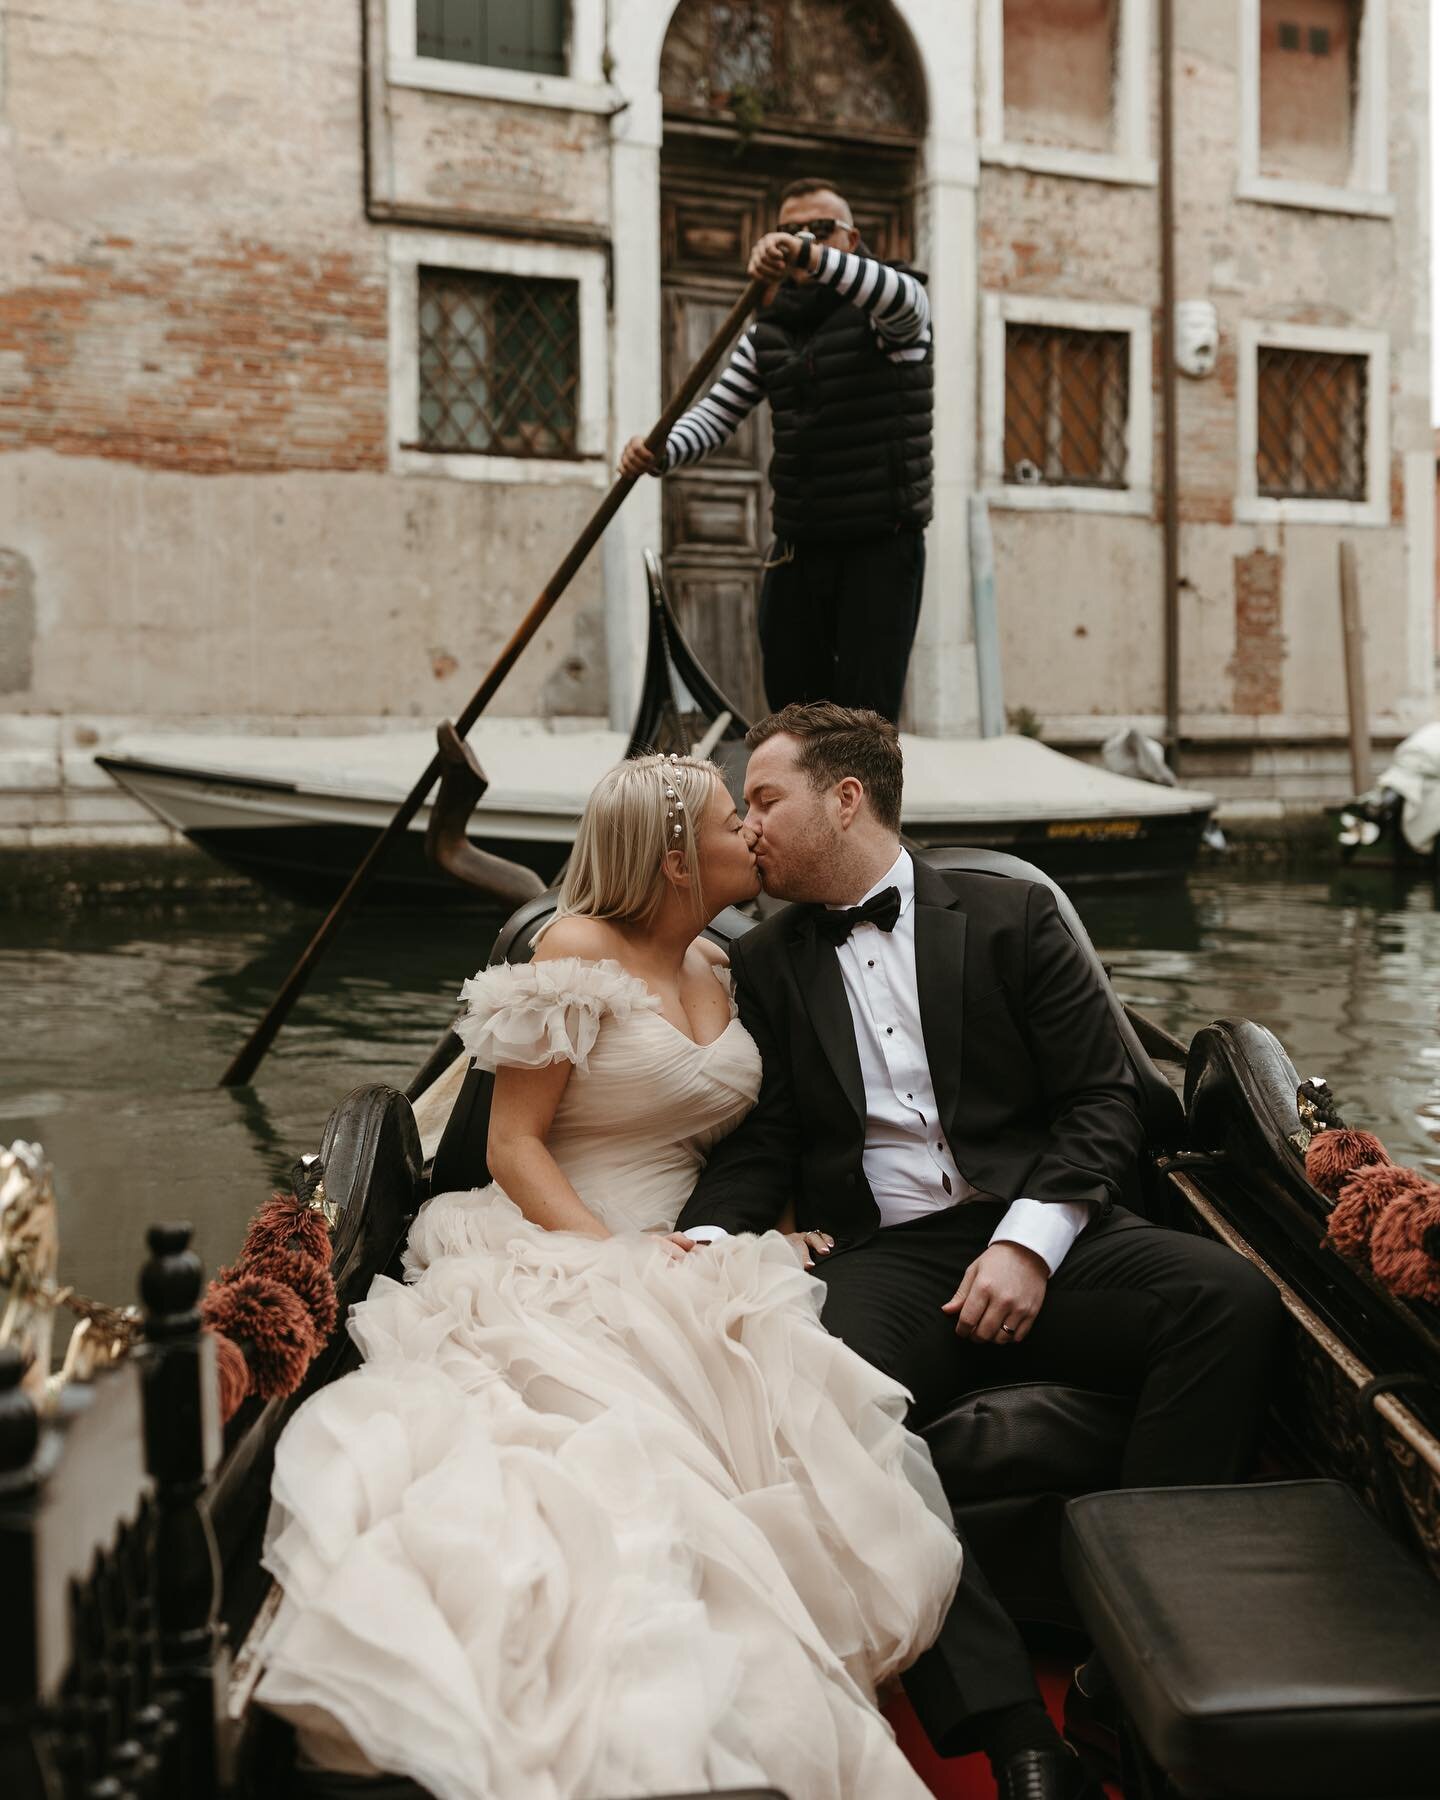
[7,820,1440,1798]
[95,556,1216,902]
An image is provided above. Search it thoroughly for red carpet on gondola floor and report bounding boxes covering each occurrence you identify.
[884,1659,1122,1799]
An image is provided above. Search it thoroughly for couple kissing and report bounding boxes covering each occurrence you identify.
[256,703,1281,1800]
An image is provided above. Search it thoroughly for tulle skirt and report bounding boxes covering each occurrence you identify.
[255,1187,963,1800]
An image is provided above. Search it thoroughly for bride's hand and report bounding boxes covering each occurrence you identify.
[657,1231,697,1261]
[785,1230,834,1269]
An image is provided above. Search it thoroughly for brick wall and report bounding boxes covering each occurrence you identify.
[0,237,387,473]
[0,0,612,759]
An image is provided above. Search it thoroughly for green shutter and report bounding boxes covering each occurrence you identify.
[416,0,566,75]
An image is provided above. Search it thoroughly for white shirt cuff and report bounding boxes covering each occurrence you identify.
[681,1225,730,1243]
[988,1197,1093,1276]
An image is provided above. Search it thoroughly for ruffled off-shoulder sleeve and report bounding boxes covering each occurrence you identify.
[453,957,660,1073]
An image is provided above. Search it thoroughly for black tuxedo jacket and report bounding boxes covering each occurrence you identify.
[677,858,1146,1246]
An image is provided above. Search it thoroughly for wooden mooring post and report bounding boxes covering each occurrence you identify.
[1338,541,1373,795]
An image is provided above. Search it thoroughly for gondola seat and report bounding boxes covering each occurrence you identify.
[1062,1479,1440,1797]
[429,850,1184,1625]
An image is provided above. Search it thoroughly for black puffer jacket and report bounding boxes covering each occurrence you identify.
[750,263,933,544]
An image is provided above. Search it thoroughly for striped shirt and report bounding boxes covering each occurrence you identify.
[663,248,932,470]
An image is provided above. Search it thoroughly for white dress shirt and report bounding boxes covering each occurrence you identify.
[828,850,1090,1274]
[691,851,1092,1273]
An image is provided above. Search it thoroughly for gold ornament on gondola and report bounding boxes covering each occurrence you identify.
[0,1140,142,1406]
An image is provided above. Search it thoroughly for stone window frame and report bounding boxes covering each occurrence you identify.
[386,0,618,113]
[1236,319,1390,527]
[389,233,610,486]
[1237,0,1393,218]
[978,0,1155,188]
[981,293,1154,517]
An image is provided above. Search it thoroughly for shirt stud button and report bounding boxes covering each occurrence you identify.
[886,1026,894,1035]
[867,960,875,968]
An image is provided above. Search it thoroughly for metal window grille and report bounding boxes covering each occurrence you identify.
[1255,346,1367,501]
[416,0,566,76]
[1004,323,1129,489]
[416,269,580,459]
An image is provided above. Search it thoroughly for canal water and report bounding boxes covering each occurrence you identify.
[2,865,1437,1315]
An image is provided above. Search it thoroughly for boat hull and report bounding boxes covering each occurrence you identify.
[100,753,1211,903]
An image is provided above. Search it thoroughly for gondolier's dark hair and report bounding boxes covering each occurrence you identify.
[748,703,903,831]
[778,175,849,209]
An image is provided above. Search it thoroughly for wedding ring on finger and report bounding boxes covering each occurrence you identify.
[998,1322,1017,1338]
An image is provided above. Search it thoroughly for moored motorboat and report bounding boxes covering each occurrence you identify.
[96,558,1216,902]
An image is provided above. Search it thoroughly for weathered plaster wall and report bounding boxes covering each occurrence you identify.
[381,85,612,223]
[979,0,1433,799]
[0,0,612,844]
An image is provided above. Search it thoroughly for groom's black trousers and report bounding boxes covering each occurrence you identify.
[810,1199,1283,1755]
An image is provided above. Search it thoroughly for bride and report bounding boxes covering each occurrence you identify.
[256,752,963,1800]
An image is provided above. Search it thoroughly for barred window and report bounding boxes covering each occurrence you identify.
[416,0,567,76]
[1004,323,1129,488]
[1255,345,1366,501]
[416,268,580,459]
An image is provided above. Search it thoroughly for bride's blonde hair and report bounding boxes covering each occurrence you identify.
[546,752,726,932]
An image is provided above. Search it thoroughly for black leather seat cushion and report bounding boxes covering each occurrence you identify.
[1062,1480,1440,1797]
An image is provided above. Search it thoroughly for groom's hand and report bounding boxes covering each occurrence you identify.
[942,1242,1049,1344]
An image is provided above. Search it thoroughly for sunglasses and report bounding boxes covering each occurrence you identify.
[781,217,855,242]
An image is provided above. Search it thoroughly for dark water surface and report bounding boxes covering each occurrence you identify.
[2,868,1437,1312]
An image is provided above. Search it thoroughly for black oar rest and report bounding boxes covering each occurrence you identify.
[1063,1480,1440,1798]
[432,850,1179,1626]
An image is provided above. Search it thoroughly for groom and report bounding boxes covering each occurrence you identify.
[678,702,1282,1800]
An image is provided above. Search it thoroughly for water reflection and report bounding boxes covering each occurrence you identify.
[2,870,1436,1315]
[1,901,504,1313]
[1074,872,1440,1174]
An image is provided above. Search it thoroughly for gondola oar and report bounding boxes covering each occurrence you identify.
[219,271,772,1087]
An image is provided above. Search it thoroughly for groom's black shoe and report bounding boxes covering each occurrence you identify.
[994,1745,1105,1800]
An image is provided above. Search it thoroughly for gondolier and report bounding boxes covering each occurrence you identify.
[621,176,932,724]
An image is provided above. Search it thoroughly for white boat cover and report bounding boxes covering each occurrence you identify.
[1375,722,1440,855]
[107,722,1213,825]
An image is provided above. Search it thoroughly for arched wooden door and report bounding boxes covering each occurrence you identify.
[658,0,926,720]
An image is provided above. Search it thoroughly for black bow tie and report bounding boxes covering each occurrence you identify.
[813,886,902,946]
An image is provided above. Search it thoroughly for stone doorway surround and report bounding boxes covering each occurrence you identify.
[658,146,920,721]
[604,0,981,736]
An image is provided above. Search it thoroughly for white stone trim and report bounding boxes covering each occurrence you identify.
[1403,447,1436,701]
[1040,710,1427,743]
[1237,0,1392,216]
[1234,319,1390,527]
[387,233,609,486]
[981,292,1154,516]
[386,0,619,112]
[978,0,1155,187]
[602,0,982,736]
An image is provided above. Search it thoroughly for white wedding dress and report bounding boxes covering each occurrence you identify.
[256,957,963,1800]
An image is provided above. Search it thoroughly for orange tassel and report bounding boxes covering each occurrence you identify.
[241,1190,332,1266]
[1369,1182,1440,1306]
[1306,1129,1392,1201]
[210,1328,253,1423]
[201,1272,315,1401]
[1325,1163,1421,1261]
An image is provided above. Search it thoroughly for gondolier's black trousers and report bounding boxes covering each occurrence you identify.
[758,527,924,724]
[811,1199,1283,1757]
